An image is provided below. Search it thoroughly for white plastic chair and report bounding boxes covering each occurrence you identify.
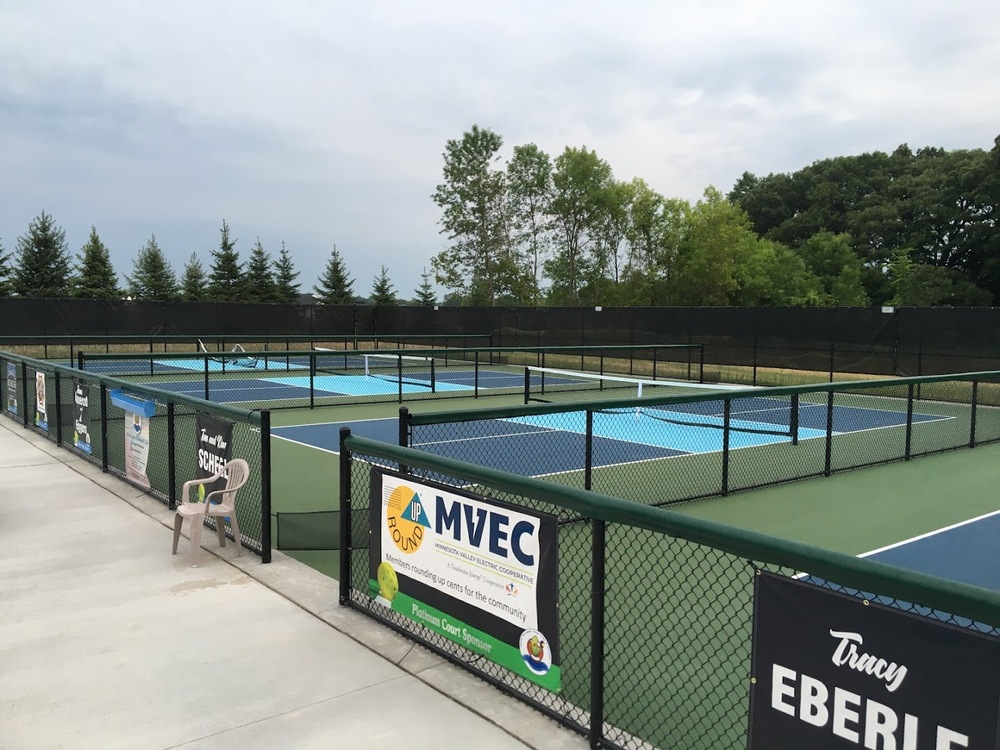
[172,458,250,561]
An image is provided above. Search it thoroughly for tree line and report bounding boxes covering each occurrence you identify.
[430,126,1000,306]
[0,216,440,306]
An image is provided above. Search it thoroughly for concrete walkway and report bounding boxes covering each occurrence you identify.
[0,419,587,750]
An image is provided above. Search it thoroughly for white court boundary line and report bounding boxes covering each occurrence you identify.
[858,507,1000,559]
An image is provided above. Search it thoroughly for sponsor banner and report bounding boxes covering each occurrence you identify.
[6,362,16,416]
[195,412,233,501]
[34,370,47,431]
[369,467,560,691]
[749,571,1000,749]
[72,379,92,455]
[110,389,156,489]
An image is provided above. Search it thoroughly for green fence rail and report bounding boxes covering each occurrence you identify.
[340,433,1000,749]
[0,349,272,562]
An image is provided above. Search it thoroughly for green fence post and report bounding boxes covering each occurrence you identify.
[339,427,352,605]
[260,409,272,563]
[589,517,606,750]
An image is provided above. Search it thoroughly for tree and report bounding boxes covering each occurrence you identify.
[621,181,689,305]
[180,253,207,301]
[12,211,71,298]
[314,245,354,304]
[413,267,437,306]
[796,231,870,305]
[431,125,514,305]
[245,238,276,302]
[127,234,179,300]
[545,146,614,304]
[507,143,554,303]
[888,249,991,306]
[207,219,244,301]
[72,226,120,299]
[371,265,398,305]
[272,242,300,303]
[0,238,10,298]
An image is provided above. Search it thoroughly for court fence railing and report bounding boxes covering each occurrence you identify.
[75,344,705,411]
[0,349,272,562]
[400,369,1000,509]
[339,433,1000,750]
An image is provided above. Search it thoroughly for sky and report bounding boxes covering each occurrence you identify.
[1,1,999,299]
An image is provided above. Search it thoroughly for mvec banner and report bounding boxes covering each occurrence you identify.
[6,362,17,415]
[34,370,47,431]
[749,571,1000,749]
[368,467,561,691]
[195,412,233,501]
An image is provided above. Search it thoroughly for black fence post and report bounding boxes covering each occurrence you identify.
[339,427,353,605]
[589,517,607,750]
[791,393,800,446]
[721,399,731,495]
[53,370,62,445]
[77,351,84,371]
[260,409,272,563]
[167,402,176,509]
[970,381,978,448]
[203,357,209,400]
[398,407,409,448]
[20,362,28,427]
[824,391,834,476]
[584,410,594,491]
[100,383,109,472]
[309,353,315,409]
[905,384,914,460]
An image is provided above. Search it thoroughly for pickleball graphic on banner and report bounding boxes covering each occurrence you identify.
[6,362,16,416]
[34,371,48,431]
[195,412,233,502]
[110,389,156,489]
[72,379,92,455]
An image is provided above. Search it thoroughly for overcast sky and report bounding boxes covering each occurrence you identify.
[2,1,999,299]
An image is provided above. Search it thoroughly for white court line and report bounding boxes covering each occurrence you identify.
[859,507,1000,559]
[270,432,340,456]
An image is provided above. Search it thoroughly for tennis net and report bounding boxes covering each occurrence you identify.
[314,348,436,390]
[524,366,797,439]
[198,339,259,369]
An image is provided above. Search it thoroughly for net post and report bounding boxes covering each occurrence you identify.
[309,353,315,409]
[970,380,978,448]
[589,516,607,750]
[167,402,176,509]
[474,352,480,399]
[824,391,834,476]
[203,356,209,400]
[905,383,914,460]
[698,344,705,384]
[523,367,530,404]
[77,350,84,371]
[790,393,799,446]
[430,357,436,393]
[397,355,403,404]
[260,409,272,563]
[338,427,353,605]
[721,399,731,495]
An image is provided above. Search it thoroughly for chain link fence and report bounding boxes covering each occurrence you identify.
[339,434,1000,749]
[0,350,272,561]
[402,371,1000,509]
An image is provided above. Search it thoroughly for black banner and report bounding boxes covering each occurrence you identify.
[72,379,92,455]
[195,412,233,501]
[749,572,1000,749]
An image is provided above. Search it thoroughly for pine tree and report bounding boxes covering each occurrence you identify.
[0,238,10,298]
[245,238,276,302]
[414,267,437,305]
[180,253,207,301]
[72,226,121,299]
[127,234,179,300]
[207,219,244,301]
[371,265,397,305]
[272,241,300,304]
[12,211,71,298]
[313,245,354,304]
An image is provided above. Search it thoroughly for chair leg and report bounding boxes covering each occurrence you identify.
[172,515,183,554]
[229,513,243,557]
[216,518,226,548]
[190,518,203,561]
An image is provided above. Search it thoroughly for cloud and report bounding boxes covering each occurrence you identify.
[1,0,999,295]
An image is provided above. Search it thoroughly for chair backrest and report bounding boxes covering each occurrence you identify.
[209,458,250,508]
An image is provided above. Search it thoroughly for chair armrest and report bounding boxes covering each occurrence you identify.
[180,468,227,505]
